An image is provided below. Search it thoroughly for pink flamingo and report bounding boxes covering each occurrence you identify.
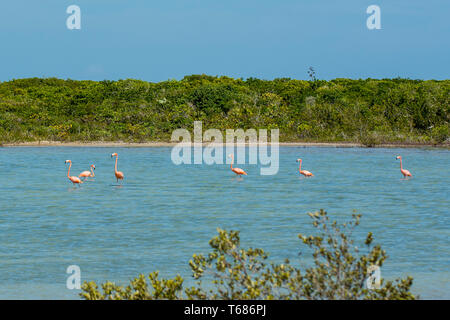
[65,160,83,186]
[111,153,124,182]
[296,158,314,177]
[79,165,95,180]
[396,156,412,179]
[228,154,247,176]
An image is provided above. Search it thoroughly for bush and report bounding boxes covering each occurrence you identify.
[431,124,449,144]
[80,210,415,300]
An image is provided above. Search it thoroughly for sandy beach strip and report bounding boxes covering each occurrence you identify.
[1,141,448,148]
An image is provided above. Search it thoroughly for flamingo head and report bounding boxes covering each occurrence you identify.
[396,156,401,160]
[111,153,117,158]
[65,160,71,164]
[228,154,233,158]
[296,158,302,162]
[91,165,96,170]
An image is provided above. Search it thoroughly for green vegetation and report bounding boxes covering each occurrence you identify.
[80,210,415,300]
[0,76,448,145]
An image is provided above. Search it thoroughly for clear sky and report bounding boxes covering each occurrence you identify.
[0,0,448,81]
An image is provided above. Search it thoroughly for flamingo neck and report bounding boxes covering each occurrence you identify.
[230,156,234,169]
[91,167,95,177]
[67,163,71,177]
[399,159,403,170]
[115,156,118,173]
[298,160,302,172]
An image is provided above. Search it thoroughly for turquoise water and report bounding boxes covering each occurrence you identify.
[0,146,448,299]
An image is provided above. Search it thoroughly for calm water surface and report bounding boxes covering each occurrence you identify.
[0,147,448,299]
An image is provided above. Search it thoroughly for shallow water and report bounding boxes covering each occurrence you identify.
[0,146,448,299]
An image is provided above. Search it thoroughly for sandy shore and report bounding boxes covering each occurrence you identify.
[1,141,447,148]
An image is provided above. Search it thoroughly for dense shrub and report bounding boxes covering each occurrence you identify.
[80,210,415,300]
[0,76,448,144]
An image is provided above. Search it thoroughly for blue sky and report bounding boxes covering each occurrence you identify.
[0,0,448,81]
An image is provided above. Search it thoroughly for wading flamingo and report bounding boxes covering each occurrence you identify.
[228,154,247,176]
[65,160,83,186]
[111,153,124,182]
[396,156,412,179]
[296,158,314,177]
[79,165,95,180]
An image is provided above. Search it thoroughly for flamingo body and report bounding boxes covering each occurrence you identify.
[79,171,91,178]
[300,170,314,177]
[232,167,247,176]
[115,171,124,180]
[401,169,412,177]
[69,176,83,184]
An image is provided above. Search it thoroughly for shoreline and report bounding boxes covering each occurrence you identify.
[1,141,448,148]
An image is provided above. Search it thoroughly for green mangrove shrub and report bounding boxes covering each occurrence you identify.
[80,210,415,300]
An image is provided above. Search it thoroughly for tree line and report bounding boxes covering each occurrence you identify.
[0,76,448,145]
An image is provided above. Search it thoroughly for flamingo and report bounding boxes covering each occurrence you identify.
[228,154,247,176]
[65,160,83,186]
[111,153,124,182]
[79,165,95,180]
[296,158,314,177]
[396,156,412,179]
